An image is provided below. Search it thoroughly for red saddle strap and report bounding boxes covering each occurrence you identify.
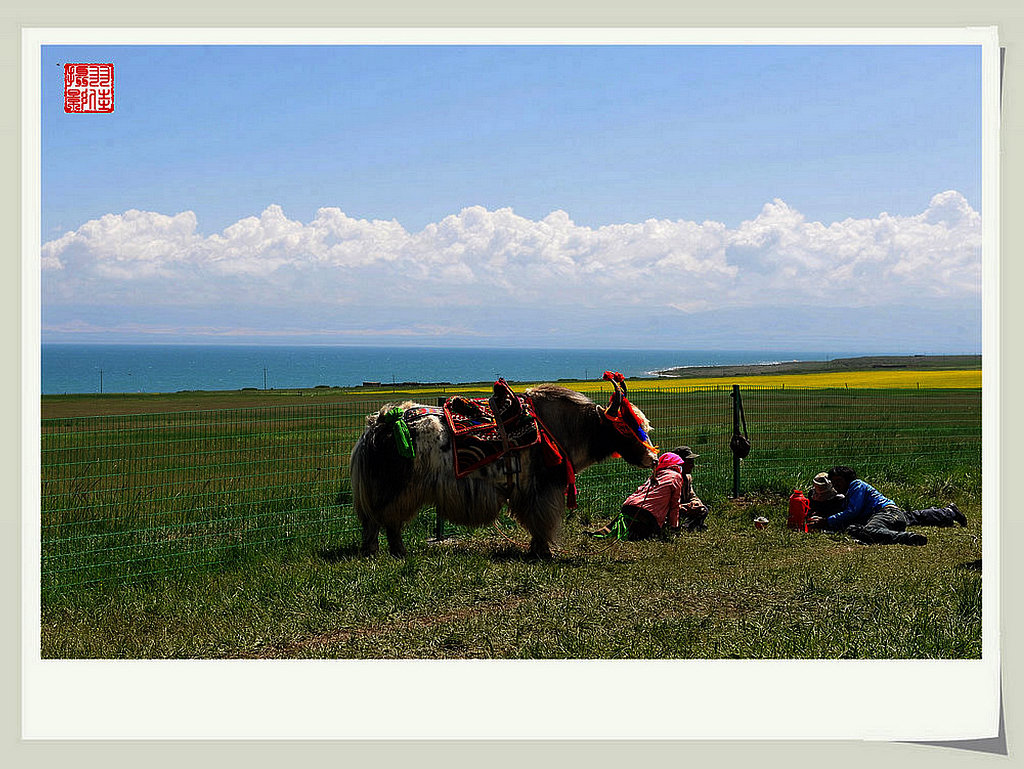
[527,398,578,509]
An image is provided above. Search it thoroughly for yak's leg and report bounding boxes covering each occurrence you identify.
[384,523,407,558]
[355,502,381,556]
[513,487,564,560]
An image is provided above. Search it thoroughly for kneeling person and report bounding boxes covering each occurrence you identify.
[591,452,687,540]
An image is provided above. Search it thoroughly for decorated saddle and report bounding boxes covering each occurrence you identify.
[443,378,542,478]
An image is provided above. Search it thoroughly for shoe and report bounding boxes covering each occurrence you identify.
[904,532,928,546]
[847,525,870,544]
[949,503,968,528]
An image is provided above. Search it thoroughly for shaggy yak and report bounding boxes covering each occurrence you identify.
[346,372,658,559]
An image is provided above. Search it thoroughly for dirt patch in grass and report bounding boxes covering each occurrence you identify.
[234,591,558,659]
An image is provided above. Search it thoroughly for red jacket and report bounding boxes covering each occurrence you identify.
[622,465,684,528]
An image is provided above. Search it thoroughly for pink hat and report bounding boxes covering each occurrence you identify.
[657,452,684,470]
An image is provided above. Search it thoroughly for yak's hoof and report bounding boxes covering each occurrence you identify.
[385,532,407,558]
[527,544,554,561]
[360,540,380,557]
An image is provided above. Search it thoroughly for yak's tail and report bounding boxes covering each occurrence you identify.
[361,401,417,453]
[348,402,417,516]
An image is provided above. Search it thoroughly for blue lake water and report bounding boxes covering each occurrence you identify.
[40,344,852,395]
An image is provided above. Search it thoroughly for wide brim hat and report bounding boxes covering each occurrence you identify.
[671,446,700,460]
[811,472,845,501]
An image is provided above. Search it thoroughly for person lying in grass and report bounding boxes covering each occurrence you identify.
[806,465,967,545]
[589,447,709,540]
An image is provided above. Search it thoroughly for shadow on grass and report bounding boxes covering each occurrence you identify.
[318,543,364,563]
[493,546,597,568]
[958,558,982,571]
[426,538,595,568]
[486,545,545,563]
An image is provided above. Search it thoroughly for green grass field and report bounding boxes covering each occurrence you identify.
[40,482,981,659]
[39,378,983,659]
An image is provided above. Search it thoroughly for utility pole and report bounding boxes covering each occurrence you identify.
[264,367,268,390]
[99,369,103,394]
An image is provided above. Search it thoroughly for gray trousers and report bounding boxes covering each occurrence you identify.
[846,504,958,545]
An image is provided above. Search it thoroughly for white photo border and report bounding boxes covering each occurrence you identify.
[22,25,1001,741]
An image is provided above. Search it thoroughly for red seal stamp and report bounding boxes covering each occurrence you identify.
[64,63,114,113]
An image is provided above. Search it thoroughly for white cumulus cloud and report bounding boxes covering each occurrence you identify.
[41,191,981,316]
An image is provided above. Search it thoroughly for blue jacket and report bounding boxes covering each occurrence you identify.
[823,479,895,530]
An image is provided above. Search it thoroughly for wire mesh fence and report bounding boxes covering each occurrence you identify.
[41,384,981,592]
[730,385,982,485]
[41,402,368,591]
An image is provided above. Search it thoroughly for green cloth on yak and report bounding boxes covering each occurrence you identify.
[381,408,415,458]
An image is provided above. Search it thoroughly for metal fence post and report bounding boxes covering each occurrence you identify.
[731,385,741,498]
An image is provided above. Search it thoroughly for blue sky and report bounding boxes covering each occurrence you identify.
[40,43,984,351]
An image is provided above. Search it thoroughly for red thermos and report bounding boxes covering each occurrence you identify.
[787,489,810,531]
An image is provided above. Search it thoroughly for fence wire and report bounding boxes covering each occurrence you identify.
[41,385,981,591]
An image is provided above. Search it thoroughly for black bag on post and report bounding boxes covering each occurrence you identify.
[731,432,752,459]
[730,388,752,459]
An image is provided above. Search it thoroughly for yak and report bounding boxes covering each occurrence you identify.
[346,373,658,559]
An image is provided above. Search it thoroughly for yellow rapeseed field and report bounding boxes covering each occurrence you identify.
[588,369,982,391]
[360,369,980,397]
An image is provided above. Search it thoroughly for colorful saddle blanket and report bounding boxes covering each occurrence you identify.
[442,379,542,478]
[399,378,577,507]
